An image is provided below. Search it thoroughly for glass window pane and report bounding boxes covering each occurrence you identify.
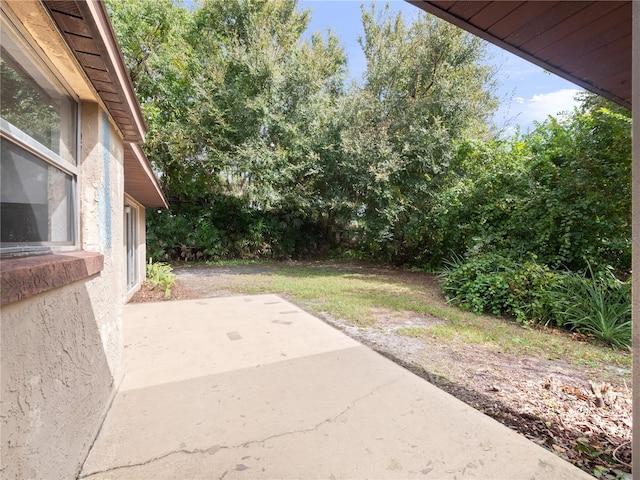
[1,138,73,244]
[0,23,76,165]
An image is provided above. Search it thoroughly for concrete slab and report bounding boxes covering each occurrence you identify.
[80,294,592,479]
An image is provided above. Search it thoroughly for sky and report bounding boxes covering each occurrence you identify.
[298,0,585,134]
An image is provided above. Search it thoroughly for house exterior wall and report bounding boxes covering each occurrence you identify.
[0,4,129,478]
[1,103,126,480]
[79,102,126,378]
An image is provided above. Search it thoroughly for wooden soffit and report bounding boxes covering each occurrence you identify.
[42,0,148,142]
[410,1,632,109]
[124,143,168,209]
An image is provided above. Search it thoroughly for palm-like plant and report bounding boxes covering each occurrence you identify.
[552,267,631,349]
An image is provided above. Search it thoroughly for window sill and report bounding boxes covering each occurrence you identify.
[1,251,104,306]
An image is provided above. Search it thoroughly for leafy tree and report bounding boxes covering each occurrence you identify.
[337,4,498,261]
[421,91,631,271]
[108,0,347,259]
[106,0,206,202]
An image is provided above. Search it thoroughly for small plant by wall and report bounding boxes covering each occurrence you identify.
[145,259,177,298]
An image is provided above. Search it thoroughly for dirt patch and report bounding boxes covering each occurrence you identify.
[129,262,632,478]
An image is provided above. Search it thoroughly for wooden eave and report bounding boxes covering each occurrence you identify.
[409,1,632,109]
[41,0,167,208]
[42,0,147,142]
[124,144,168,209]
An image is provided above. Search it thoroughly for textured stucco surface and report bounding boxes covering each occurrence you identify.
[1,102,127,479]
[1,282,114,479]
[80,103,126,380]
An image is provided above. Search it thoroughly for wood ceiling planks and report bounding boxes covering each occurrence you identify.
[412,1,632,109]
[43,0,144,142]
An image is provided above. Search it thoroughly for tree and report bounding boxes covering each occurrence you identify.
[337,4,498,261]
[425,92,632,271]
[106,0,206,202]
[107,0,348,259]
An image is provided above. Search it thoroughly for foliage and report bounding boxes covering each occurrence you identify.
[425,94,631,272]
[145,259,177,298]
[1,58,61,149]
[441,253,631,349]
[551,267,631,349]
[107,0,498,262]
[145,195,327,261]
[106,1,633,349]
[337,4,498,261]
[440,253,562,324]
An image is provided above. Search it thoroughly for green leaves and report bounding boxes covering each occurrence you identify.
[337,6,498,261]
[145,260,177,298]
[551,267,631,349]
[107,0,631,338]
[440,254,632,349]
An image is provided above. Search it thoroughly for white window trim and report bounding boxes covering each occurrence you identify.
[0,119,78,177]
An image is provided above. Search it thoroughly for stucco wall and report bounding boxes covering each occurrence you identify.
[1,103,127,480]
[1,280,115,479]
[80,103,126,379]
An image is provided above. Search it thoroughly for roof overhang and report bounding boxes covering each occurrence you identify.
[124,143,168,209]
[409,1,632,109]
[42,0,147,143]
[30,0,167,209]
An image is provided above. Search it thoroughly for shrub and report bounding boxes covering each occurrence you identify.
[550,267,631,349]
[146,259,177,298]
[441,253,631,349]
[441,253,571,325]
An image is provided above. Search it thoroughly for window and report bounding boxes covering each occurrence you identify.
[125,203,139,290]
[1,10,78,254]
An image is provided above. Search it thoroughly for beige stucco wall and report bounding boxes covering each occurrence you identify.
[1,101,127,479]
[1,280,116,479]
[80,102,126,379]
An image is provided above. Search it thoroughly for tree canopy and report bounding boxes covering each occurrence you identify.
[107,0,632,346]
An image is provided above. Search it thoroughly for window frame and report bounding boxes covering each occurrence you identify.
[0,7,81,256]
[124,202,139,292]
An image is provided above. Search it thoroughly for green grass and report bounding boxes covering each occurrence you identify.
[396,326,429,337]
[185,261,631,372]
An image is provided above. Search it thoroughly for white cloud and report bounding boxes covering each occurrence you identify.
[493,88,583,134]
[517,88,581,125]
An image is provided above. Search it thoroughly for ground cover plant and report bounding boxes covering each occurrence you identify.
[145,260,177,298]
[131,261,632,478]
[439,255,632,350]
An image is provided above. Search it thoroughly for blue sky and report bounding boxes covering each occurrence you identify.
[298,0,584,134]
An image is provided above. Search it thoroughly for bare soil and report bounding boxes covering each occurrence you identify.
[130,262,632,478]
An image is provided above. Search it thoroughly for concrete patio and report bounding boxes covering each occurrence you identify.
[79,294,592,479]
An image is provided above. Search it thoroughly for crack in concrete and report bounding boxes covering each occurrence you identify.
[78,445,229,479]
[234,375,404,450]
[78,376,402,478]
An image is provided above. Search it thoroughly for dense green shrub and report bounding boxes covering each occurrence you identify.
[441,254,631,348]
[420,95,631,272]
[146,193,330,262]
[440,253,561,324]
